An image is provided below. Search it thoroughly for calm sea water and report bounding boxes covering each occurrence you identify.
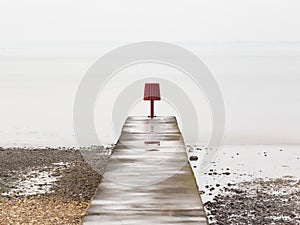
[187,144,300,202]
[0,42,300,147]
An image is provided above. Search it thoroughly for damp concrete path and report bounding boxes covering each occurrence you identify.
[83,116,208,225]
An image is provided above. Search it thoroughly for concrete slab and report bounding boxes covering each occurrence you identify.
[83,116,208,225]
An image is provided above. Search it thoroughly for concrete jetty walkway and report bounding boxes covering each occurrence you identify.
[83,116,208,225]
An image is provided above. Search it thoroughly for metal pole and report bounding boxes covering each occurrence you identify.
[150,100,154,118]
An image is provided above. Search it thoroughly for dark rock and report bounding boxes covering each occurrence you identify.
[189,156,198,161]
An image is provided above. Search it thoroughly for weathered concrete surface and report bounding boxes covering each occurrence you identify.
[83,116,208,225]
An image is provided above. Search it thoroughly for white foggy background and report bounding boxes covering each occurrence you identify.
[94,63,212,145]
[0,0,300,147]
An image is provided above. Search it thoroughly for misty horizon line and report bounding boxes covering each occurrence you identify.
[2,41,300,46]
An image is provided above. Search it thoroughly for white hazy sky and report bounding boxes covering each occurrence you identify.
[1,0,300,43]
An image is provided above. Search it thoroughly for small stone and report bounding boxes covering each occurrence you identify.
[223,172,230,175]
[189,156,198,161]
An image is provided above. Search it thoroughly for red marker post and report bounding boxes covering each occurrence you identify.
[143,83,161,118]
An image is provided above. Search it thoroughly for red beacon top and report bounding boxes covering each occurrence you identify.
[143,83,161,118]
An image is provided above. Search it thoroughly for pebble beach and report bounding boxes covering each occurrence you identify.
[188,145,300,224]
[0,147,111,225]
[1,145,299,224]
